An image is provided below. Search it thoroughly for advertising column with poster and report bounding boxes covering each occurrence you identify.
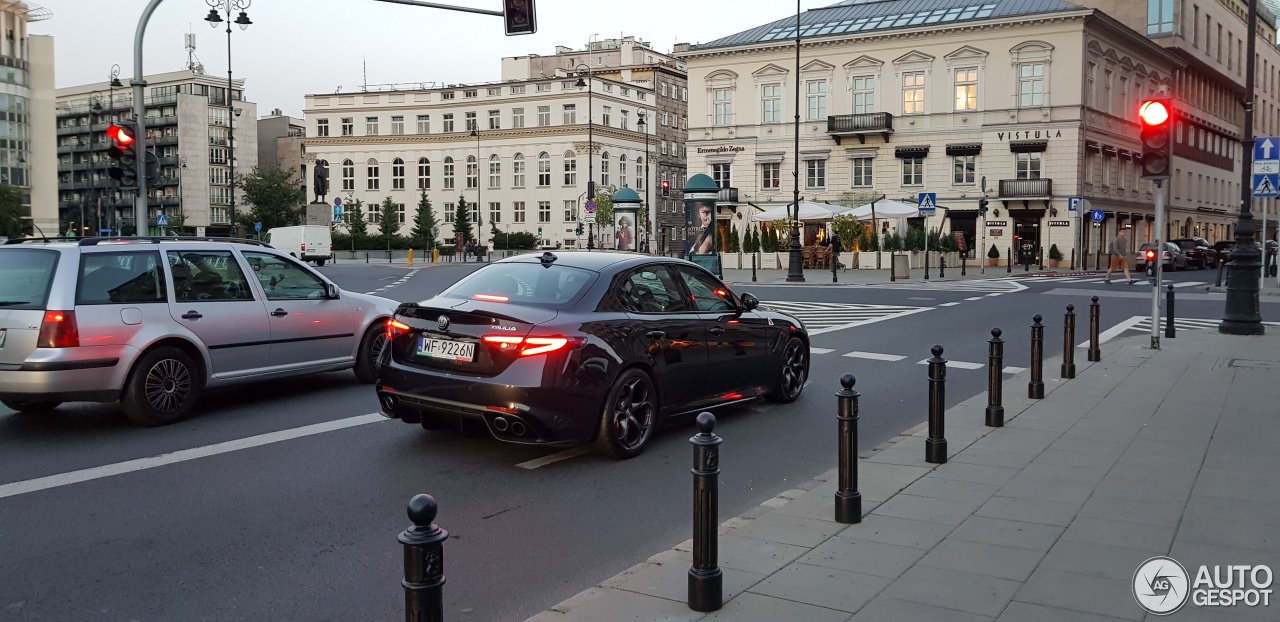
[682,174,721,276]
[611,187,642,252]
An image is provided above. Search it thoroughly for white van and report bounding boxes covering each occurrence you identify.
[266,225,333,266]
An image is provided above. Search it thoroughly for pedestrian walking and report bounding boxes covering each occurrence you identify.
[1104,224,1134,284]
[831,233,844,270]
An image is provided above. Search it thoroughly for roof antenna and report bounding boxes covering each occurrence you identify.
[184,30,204,74]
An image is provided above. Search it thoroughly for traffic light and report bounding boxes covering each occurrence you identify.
[537,226,543,237]
[502,0,536,35]
[661,180,670,198]
[106,122,138,189]
[978,198,989,216]
[1139,99,1172,180]
[575,223,583,236]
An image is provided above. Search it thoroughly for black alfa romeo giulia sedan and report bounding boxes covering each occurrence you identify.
[375,251,810,458]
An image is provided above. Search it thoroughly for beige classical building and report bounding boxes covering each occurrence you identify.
[303,75,656,249]
[680,0,1277,267]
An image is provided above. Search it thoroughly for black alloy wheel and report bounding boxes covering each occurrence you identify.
[768,336,808,403]
[123,346,202,426]
[354,324,389,384]
[595,368,657,459]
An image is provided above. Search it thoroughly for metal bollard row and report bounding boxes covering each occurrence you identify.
[1088,296,1102,362]
[1061,304,1077,379]
[925,345,948,464]
[688,412,723,613]
[986,328,1004,427]
[834,374,861,524]
[1029,314,1045,399]
[400,494,447,622]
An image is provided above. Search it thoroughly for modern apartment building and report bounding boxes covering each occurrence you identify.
[55,69,258,235]
[257,109,306,194]
[2,1,56,236]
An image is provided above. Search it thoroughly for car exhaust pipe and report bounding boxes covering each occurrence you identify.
[492,416,509,432]
[510,421,527,436]
[380,394,399,416]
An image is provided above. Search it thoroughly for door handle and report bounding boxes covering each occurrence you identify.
[270,308,288,317]
[645,330,666,340]
[181,311,203,320]
[708,327,725,336]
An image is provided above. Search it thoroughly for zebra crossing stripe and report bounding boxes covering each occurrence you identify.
[809,348,835,355]
[842,351,907,362]
[916,358,986,370]
[1003,366,1027,374]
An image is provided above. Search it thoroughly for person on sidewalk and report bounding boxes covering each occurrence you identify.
[831,232,844,270]
[1105,225,1135,284]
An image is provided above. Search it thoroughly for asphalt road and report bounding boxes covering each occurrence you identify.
[2,261,1276,622]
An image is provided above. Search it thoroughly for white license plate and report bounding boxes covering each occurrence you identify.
[417,337,475,363]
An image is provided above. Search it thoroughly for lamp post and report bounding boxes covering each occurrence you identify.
[178,156,188,232]
[205,0,252,237]
[638,111,654,254]
[108,66,122,235]
[470,128,482,255]
[786,0,805,282]
[1221,0,1266,335]
[576,64,595,250]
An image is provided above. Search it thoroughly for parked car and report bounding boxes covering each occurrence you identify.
[376,251,810,459]
[265,225,333,266]
[0,237,397,424]
[1136,242,1187,272]
[1213,240,1278,265]
[1170,237,1216,269]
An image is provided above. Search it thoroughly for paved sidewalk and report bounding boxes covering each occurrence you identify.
[525,328,1280,622]
[720,266,1096,286]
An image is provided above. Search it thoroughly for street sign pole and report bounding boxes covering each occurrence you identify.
[1151,181,1165,350]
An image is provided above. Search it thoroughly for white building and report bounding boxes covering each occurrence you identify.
[303,76,653,249]
[3,1,56,236]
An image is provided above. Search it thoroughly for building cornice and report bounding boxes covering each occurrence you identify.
[304,124,651,148]
[302,91,656,117]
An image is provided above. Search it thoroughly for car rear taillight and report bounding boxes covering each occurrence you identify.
[37,310,79,348]
[386,318,411,341]
[473,294,509,303]
[482,335,576,357]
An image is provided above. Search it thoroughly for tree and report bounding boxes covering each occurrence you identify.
[378,196,400,242]
[831,215,867,252]
[238,167,305,232]
[0,185,25,239]
[728,226,741,252]
[345,199,368,239]
[410,191,438,248]
[453,195,473,243]
[593,184,619,228]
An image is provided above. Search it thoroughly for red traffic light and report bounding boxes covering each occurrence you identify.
[106,124,135,145]
[661,180,670,189]
[1139,100,1170,127]
[1146,250,1156,259]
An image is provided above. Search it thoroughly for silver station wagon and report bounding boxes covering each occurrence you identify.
[0,237,397,425]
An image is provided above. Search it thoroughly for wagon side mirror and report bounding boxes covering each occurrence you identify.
[740,292,759,312]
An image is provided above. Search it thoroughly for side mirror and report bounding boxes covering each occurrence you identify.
[740,292,759,312]
[326,283,340,299]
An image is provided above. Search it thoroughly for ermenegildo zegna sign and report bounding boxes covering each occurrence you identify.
[696,146,747,154]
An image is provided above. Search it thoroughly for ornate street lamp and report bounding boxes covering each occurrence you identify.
[576,64,595,250]
[206,0,252,236]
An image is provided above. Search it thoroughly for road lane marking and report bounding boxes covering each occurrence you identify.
[938,302,961,307]
[916,359,985,370]
[1172,281,1206,288]
[1076,315,1145,349]
[842,351,907,362]
[985,292,1005,297]
[1003,366,1027,374]
[366,268,422,295]
[809,348,835,355]
[0,413,387,500]
[965,297,984,301]
[515,447,590,470]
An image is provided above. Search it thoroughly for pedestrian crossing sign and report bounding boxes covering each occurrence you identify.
[917,193,937,214]
[1254,174,1279,198]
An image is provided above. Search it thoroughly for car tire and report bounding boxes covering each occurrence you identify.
[315,258,327,267]
[594,368,658,460]
[122,346,202,426]
[1,399,62,414]
[353,323,388,384]
[767,336,809,403]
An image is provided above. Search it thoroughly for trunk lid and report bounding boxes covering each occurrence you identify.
[0,249,61,366]
[391,297,557,375]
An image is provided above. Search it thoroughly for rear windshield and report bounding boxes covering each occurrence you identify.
[443,263,598,308]
[0,249,59,310]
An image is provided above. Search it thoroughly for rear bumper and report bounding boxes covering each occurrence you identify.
[0,346,136,403]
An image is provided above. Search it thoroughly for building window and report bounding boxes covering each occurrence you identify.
[806,80,827,120]
[660,112,669,126]
[762,83,782,123]
[953,155,976,185]
[1016,152,1042,179]
[367,158,380,190]
[713,88,733,126]
[852,76,876,114]
[661,82,668,97]
[316,118,330,137]
[762,162,781,189]
[851,157,873,187]
[444,202,454,223]
[513,201,526,223]
[443,114,454,133]
[464,89,477,98]
[488,110,500,130]
[564,151,577,185]
[397,203,406,224]
[466,156,478,189]
[1019,64,1045,107]
[1148,0,1174,34]
[341,117,353,136]
[366,117,379,135]
[417,115,430,134]
[537,152,551,187]
[805,159,826,189]
[536,83,550,93]
[600,152,611,187]
[471,202,480,225]
[342,159,354,190]
[487,87,501,96]
[511,85,526,94]
[538,201,551,223]
[902,72,925,115]
[537,106,551,126]
[444,157,455,189]
[512,108,525,128]
[564,200,575,222]
[465,112,477,131]
[489,155,501,189]
[954,68,978,111]
[513,153,526,187]
[661,140,668,155]
[902,157,924,186]
[621,110,629,130]
[602,106,612,126]
[392,158,405,190]
[391,116,405,135]
[490,202,501,224]
[620,154,628,188]
[712,163,731,188]
[418,158,430,189]
[563,104,577,124]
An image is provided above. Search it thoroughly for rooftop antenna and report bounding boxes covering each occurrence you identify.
[362,56,368,92]
[184,30,205,74]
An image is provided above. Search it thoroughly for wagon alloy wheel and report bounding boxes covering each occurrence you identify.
[144,358,193,414]
[612,376,655,452]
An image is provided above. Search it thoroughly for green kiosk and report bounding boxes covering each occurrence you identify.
[683,173,721,276]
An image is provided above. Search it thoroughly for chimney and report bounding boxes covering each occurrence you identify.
[673,43,692,53]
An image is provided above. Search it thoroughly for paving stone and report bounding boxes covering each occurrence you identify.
[949,516,1065,552]
[881,565,1020,618]
[1045,437,1130,455]
[1059,516,1175,555]
[1183,495,1280,527]
[547,587,704,622]
[603,553,766,604]
[900,476,1000,503]
[1039,540,1155,580]
[1175,515,1280,553]
[1014,568,1144,621]
[1032,449,1119,470]
[918,538,1045,581]
[799,537,927,579]
[1167,540,1280,590]
[1008,415,1078,433]
[976,496,1080,527]
[998,474,1096,505]
[858,477,912,505]
[996,601,1132,621]
[859,462,934,485]
[714,533,809,575]
[968,435,1057,456]
[931,461,1021,486]
[837,514,955,550]
[1077,496,1185,528]
[730,511,845,548]
[851,596,995,622]
[1092,476,1195,504]
[872,494,983,526]
[1016,461,1109,487]
[865,446,934,468]
[953,448,1040,470]
[1106,462,1201,488]
[700,591,852,622]
[749,562,891,613]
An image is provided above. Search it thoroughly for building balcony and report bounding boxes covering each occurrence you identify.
[158,156,181,167]
[154,176,180,187]
[56,125,90,136]
[146,115,179,127]
[716,187,739,205]
[151,135,180,147]
[826,113,893,145]
[998,178,1052,200]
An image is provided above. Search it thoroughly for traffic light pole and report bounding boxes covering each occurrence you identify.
[1221,0,1266,335]
[132,0,165,237]
[1150,180,1165,350]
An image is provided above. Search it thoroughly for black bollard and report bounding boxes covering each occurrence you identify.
[1165,283,1176,339]
[1062,304,1077,379]
[986,328,1004,427]
[1088,296,1101,362]
[1215,259,1225,287]
[961,251,967,276]
[890,251,896,282]
[1029,314,1045,399]
[924,249,930,280]
[1038,247,1045,271]
[832,251,838,283]
[925,345,948,464]
[939,254,946,278]
[400,494,448,622]
[366,251,370,264]
[1007,247,1013,274]
[688,412,723,613]
[1070,248,1076,271]
[834,374,862,524]
[752,254,757,282]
